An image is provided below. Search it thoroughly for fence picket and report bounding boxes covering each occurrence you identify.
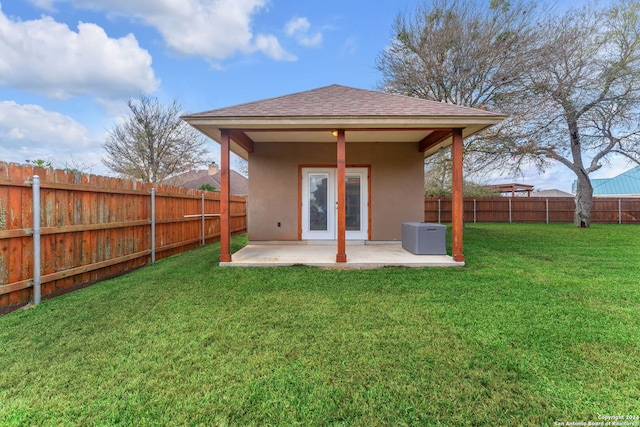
[425,196,640,224]
[0,162,247,313]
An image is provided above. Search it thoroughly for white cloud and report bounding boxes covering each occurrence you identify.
[0,101,103,167]
[31,0,297,61]
[0,7,158,99]
[254,34,297,61]
[0,101,89,147]
[27,0,56,10]
[285,17,323,47]
[285,17,310,36]
[94,98,132,118]
[340,36,358,57]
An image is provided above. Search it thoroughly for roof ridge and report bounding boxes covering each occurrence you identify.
[332,84,496,114]
[186,84,344,117]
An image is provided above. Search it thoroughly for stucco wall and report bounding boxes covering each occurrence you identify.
[247,141,424,241]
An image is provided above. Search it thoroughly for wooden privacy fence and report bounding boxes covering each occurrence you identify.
[0,162,246,314]
[425,197,640,224]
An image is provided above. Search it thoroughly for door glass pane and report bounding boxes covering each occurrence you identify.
[346,175,361,231]
[309,174,328,231]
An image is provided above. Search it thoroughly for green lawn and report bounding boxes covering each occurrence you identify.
[1,224,639,426]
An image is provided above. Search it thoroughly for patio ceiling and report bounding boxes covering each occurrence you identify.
[182,85,506,160]
[243,129,432,144]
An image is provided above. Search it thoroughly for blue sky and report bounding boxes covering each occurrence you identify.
[0,0,630,191]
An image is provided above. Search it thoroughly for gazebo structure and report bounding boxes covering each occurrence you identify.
[490,183,534,197]
[182,85,505,267]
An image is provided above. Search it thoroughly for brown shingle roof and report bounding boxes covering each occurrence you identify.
[188,84,501,118]
[183,84,506,159]
[163,169,248,195]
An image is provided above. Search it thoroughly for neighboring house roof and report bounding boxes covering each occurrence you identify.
[163,169,248,195]
[182,84,506,159]
[534,189,574,198]
[572,166,640,197]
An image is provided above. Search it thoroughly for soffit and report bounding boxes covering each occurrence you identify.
[182,85,506,160]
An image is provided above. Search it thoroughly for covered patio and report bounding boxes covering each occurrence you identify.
[222,241,464,268]
[183,85,505,268]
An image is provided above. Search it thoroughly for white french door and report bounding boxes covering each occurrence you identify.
[301,167,368,240]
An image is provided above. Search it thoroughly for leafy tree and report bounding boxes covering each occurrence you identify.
[27,159,53,169]
[378,0,640,227]
[103,95,209,183]
[198,183,217,192]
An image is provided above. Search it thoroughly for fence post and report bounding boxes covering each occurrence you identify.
[619,199,622,225]
[546,198,549,225]
[473,199,477,223]
[32,175,41,305]
[151,188,156,264]
[201,194,205,246]
[438,198,441,224]
[509,198,512,223]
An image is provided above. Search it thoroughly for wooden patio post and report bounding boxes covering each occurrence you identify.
[451,128,465,262]
[336,129,347,263]
[219,129,231,262]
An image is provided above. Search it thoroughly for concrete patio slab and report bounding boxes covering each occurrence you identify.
[220,242,465,269]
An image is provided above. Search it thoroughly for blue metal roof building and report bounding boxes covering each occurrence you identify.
[572,166,640,197]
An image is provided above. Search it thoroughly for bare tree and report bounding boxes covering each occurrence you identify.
[376,0,540,180]
[423,152,452,197]
[234,157,248,177]
[424,151,495,197]
[61,156,94,174]
[378,0,640,227]
[377,0,536,109]
[103,95,209,183]
[514,1,640,227]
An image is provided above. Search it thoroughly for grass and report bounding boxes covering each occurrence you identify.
[0,223,639,426]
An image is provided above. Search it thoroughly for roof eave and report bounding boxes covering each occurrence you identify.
[182,114,506,160]
[420,123,497,157]
[182,115,505,128]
